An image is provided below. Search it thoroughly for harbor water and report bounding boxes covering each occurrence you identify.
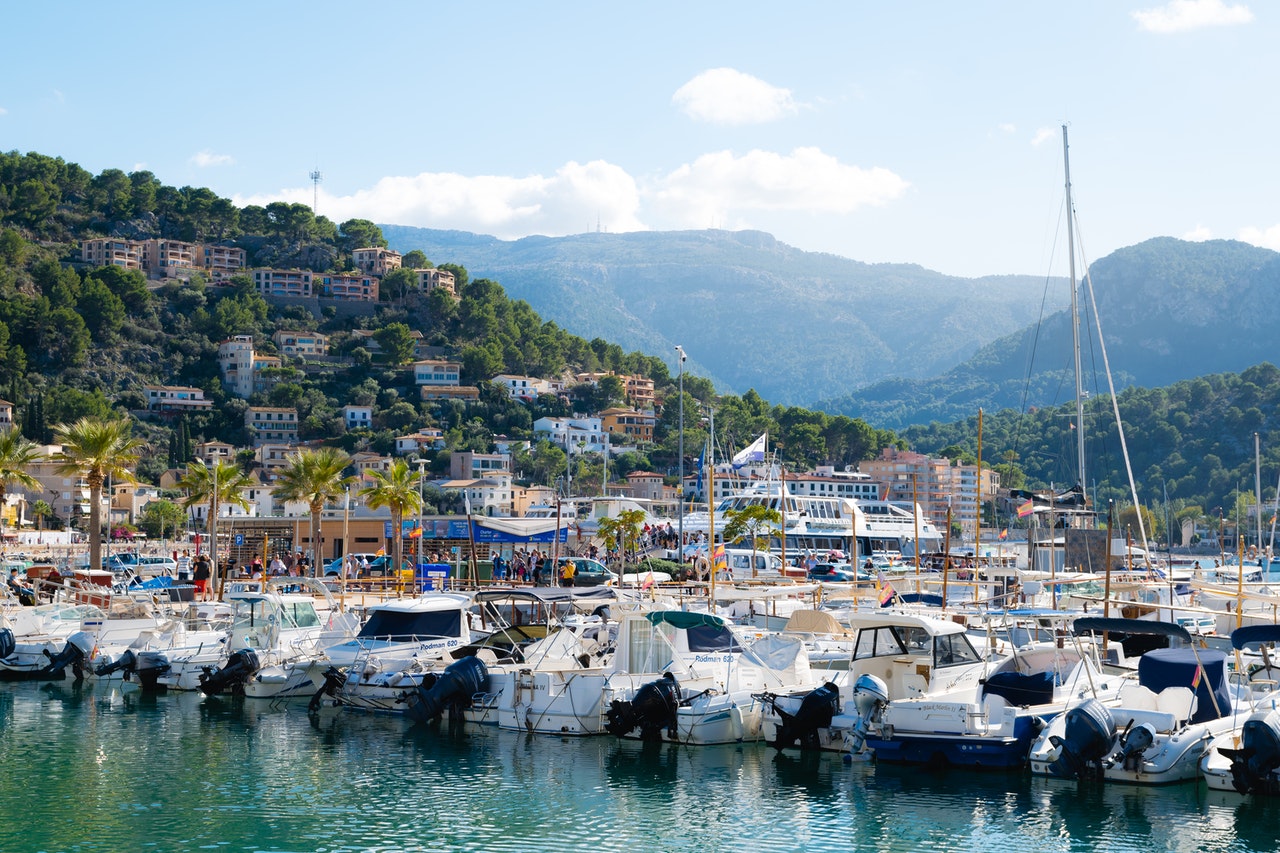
[3,681,1279,853]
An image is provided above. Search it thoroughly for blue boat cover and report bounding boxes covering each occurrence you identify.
[1231,624,1280,650]
[1137,648,1231,723]
[889,593,944,608]
[983,671,1055,707]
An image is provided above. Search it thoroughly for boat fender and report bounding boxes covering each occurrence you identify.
[1221,708,1280,795]
[729,704,745,742]
[0,628,14,660]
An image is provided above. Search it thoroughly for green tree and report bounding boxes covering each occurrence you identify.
[597,508,646,566]
[0,430,40,544]
[52,417,143,573]
[272,447,352,573]
[721,503,782,578]
[29,499,52,531]
[139,499,187,541]
[176,460,254,579]
[338,219,385,251]
[373,322,416,365]
[403,250,429,269]
[359,460,424,580]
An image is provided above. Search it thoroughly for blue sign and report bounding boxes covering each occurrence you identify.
[384,522,393,538]
[234,534,244,546]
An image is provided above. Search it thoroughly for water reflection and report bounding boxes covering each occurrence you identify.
[0,681,1278,853]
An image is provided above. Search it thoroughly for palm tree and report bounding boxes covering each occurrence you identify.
[722,503,782,578]
[0,430,41,543]
[30,499,53,531]
[52,417,143,572]
[176,459,253,569]
[359,459,423,581]
[272,447,352,575]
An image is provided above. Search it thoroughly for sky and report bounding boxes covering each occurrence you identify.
[3,0,1275,278]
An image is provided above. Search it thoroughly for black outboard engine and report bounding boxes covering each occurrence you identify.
[308,666,348,713]
[133,651,172,691]
[198,649,261,696]
[605,672,681,741]
[35,631,95,681]
[773,682,841,751]
[0,627,14,660]
[1048,698,1117,779]
[93,649,138,678]
[1221,708,1280,795]
[405,655,489,724]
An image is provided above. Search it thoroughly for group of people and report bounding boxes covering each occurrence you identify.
[494,549,580,587]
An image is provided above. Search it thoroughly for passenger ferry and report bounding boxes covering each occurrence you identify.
[679,473,943,561]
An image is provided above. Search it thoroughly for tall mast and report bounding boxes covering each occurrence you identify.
[1063,124,1086,494]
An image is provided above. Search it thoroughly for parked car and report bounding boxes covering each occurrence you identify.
[104,552,178,575]
[553,557,617,587]
[807,562,860,583]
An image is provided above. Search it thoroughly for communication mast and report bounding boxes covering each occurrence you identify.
[309,168,322,214]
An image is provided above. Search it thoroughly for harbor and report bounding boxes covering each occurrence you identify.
[1,679,1275,853]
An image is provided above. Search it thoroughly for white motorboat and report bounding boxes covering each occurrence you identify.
[1200,625,1280,795]
[1028,618,1240,784]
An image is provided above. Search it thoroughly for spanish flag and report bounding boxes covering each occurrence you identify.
[1016,500,1034,518]
[878,583,895,607]
[712,544,727,570]
[1192,664,1204,689]
[998,528,1008,541]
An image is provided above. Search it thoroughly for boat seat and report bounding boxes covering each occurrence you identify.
[1118,682,1160,711]
[1155,686,1196,724]
[1110,707,1177,734]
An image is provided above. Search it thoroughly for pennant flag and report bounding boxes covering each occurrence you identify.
[1192,664,1204,689]
[999,528,1008,541]
[731,433,768,468]
[693,447,705,498]
[1016,500,1034,518]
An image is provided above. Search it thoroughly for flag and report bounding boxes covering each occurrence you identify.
[693,447,705,498]
[999,528,1008,541]
[878,583,895,606]
[1192,664,1204,689]
[641,572,655,590]
[408,526,422,539]
[376,548,386,557]
[712,544,727,569]
[731,433,767,468]
[1016,500,1034,518]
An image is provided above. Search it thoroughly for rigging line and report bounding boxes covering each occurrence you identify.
[1077,227,1151,565]
[1014,196,1068,467]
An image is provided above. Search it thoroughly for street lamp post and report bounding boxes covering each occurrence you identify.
[675,345,687,555]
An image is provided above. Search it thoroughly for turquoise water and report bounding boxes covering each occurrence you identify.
[2,682,1280,853]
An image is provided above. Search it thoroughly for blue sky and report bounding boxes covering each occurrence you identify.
[3,1,1273,278]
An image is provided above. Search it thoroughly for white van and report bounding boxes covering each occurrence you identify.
[720,548,787,580]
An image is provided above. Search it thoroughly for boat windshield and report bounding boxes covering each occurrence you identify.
[933,632,982,668]
[685,625,743,653]
[359,608,462,641]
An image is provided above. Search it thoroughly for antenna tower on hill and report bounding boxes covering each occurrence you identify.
[309,168,322,214]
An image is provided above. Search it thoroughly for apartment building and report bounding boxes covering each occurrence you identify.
[252,268,313,298]
[352,247,402,277]
[316,273,377,301]
[245,407,298,446]
[144,385,214,412]
[80,239,144,271]
[418,268,458,298]
[271,330,329,357]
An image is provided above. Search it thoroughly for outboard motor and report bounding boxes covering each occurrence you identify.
[134,651,172,692]
[93,649,138,679]
[605,672,681,741]
[308,666,348,713]
[405,656,489,723]
[0,627,14,660]
[772,681,842,751]
[1115,720,1157,771]
[1221,708,1280,795]
[198,649,261,696]
[844,675,891,758]
[1048,698,1117,779]
[36,631,95,681]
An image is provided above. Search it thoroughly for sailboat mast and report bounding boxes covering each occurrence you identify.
[1063,124,1086,494]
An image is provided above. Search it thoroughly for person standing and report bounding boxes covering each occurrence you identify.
[193,554,212,601]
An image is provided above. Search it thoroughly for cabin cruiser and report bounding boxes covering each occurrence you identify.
[311,593,479,713]
[1028,619,1239,784]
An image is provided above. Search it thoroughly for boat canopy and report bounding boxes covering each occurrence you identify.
[1071,617,1192,643]
[473,587,616,605]
[645,611,727,630]
[1230,624,1280,650]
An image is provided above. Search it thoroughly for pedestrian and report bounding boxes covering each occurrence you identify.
[193,555,211,600]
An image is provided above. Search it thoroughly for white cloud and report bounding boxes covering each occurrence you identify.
[235,160,646,238]
[191,150,235,168]
[233,148,906,241]
[673,68,799,125]
[1238,224,1280,250]
[649,147,908,227]
[1182,225,1213,241]
[999,123,1017,134]
[1133,0,1253,33]
[1031,127,1056,147]
[0,107,7,116]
